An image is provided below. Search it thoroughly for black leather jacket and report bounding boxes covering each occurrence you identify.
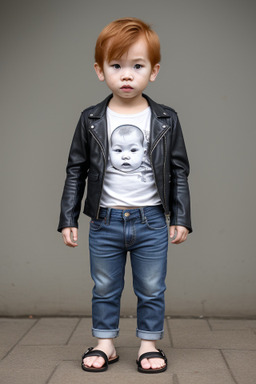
[58,94,192,233]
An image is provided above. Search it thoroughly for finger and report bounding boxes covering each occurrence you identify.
[72,227,78,242]
[170,226,184,244]
[66,238,78,247]
[62,228,78,248]
[171,228,187,244]
[61,231,69,245]
[70,228,78,247]
[63,232,73,246]
[171,231,182,244]
[169,226,176,239]
[67,237,78,247]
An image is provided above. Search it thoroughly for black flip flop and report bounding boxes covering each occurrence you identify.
[136,349,167,374]
[81,347,119,372]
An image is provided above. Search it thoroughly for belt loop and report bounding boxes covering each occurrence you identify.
[140,207,146,224]
[105,208,111,225]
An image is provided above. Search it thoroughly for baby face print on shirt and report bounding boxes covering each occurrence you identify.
[110,125,146,173]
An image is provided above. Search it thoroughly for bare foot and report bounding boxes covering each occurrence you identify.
[83,339,117,369]
[138,340,166,370]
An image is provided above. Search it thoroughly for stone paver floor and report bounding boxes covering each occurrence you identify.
[0,317,256,384]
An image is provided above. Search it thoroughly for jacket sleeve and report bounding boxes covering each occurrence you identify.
[169,115,192,233]
[57,113,89,232]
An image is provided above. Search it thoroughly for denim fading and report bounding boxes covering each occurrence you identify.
[89,205,168,340]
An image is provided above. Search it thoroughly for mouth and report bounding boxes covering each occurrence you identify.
[121,85,133,90]
[122,163,131,167]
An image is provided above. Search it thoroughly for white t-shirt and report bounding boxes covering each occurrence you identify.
[100,107,161,207]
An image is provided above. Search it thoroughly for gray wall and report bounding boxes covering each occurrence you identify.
[1,0,256,317]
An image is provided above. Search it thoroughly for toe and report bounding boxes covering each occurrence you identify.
[149,358,166,369]
[83,356,106,369]
[140,358,151,370]
[92,357,106,368]
[83,356,96,368]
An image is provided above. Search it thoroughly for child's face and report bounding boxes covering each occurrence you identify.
[94,37,160,103]
[110,130,145,172]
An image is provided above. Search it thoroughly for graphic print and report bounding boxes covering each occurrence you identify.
[110,125,146,173]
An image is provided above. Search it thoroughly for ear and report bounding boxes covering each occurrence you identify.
[150,63,160,82]
[94,63,105,81]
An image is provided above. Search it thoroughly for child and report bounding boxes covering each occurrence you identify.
[58,17,192,374]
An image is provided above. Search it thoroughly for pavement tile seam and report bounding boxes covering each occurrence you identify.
[45,363,60,384]
[1,318,40,361]
[65,318,81,345]
[206,318,213,331]
[172,373,180,384]
[166,318,174,348]
[9,344,75,347]
[169,346,256,351]
[213,329,256,332]
[10,344,255,351]
[221,348,256,352]
[124,346,256,352]
[19,318,81,346]
[219,349,239,384]
[212,328,256,331]
[210,329,255,332]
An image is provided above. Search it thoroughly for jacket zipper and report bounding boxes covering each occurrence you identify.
[163,135,167,211]
[89,130,107,219]
[149,127,169,211]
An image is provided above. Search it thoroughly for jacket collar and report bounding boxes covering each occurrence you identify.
[143,94,171,118]
[89,94,171,119]
[89,95,112,118]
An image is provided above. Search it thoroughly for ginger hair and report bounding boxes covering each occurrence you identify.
[95,17,161,68]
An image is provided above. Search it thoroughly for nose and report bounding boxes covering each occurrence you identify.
[121,69,133,81]
[122,152,130,160]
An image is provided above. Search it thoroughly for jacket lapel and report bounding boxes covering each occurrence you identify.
[143,94,171,153]
[88,95,113,159]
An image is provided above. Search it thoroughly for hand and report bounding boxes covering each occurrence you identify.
[170,225,189,244]
[61,227,78,248]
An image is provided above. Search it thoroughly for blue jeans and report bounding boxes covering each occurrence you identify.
[89,205,168,340]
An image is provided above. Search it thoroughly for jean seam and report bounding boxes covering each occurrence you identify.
[145,219,167,230]
[124,220,136,248]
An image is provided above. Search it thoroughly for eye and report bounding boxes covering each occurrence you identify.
[134,64,142,69]
[131,148,138,152]
[112,64,121,69]
[113,148,122,153]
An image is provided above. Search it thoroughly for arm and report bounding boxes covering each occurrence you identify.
[169,115,192,239]
[57,113,89,234]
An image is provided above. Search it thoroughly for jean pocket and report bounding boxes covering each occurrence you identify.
[90,218,105,231]
[145,213,167,230]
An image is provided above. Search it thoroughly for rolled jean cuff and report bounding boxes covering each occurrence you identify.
[92,328,119,339]
[136,328,164,340]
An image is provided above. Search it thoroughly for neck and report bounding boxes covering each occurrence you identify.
[108,94,148,114]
